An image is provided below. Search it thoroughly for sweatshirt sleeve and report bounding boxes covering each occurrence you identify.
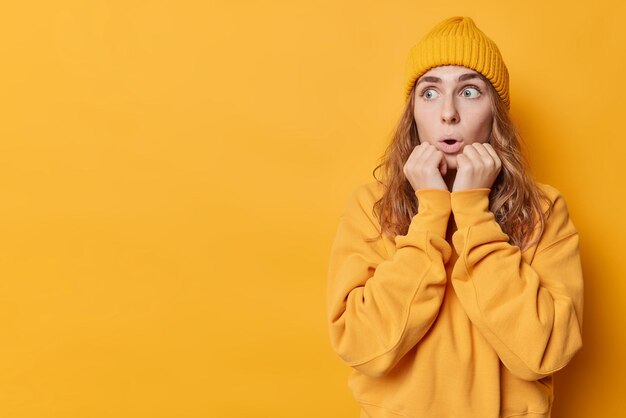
[326,186,452,378]
[449,187,584,381]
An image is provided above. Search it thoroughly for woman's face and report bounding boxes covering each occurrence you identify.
[413,65,493,170]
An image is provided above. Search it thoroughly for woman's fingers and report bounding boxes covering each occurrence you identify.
[452,142,502,191]
[403,142,448,191]
[438,154,447,176]
[471,142,491,157]
[461,143,480,162]
[482,143,502,169]
[463,142,498,168]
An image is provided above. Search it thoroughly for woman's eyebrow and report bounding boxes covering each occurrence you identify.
[416,73,481,85]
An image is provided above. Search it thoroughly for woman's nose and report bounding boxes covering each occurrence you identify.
[441,98,459,123]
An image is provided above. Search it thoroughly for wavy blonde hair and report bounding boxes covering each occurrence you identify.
[369,72,552,252]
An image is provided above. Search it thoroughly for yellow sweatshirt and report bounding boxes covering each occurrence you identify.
[326,181,583,418]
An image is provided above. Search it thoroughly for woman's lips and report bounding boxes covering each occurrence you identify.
[437,140,463,154]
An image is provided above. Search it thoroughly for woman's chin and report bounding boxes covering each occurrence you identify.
[444,155,458,170]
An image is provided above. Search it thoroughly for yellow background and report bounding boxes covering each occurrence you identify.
[0,1,623,417]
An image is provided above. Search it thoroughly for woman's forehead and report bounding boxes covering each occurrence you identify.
[423,65,478,76]
[418,65,485,84]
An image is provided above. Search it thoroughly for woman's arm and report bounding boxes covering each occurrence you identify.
[327,185,452,378]
[449,187,584,381]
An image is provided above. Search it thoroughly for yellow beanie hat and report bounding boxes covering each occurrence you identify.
[404,16,510,109]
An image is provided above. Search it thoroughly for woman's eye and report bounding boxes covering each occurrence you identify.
[421,87,481,100]
[421,89,439,99]
[463,87,481,98]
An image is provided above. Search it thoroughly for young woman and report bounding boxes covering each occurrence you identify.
[326,16,584,418]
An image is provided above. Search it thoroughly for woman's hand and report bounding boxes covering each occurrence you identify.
[451,142,502,192]
[403,142,448,191]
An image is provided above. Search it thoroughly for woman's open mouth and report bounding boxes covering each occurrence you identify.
[438,139,463,154]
